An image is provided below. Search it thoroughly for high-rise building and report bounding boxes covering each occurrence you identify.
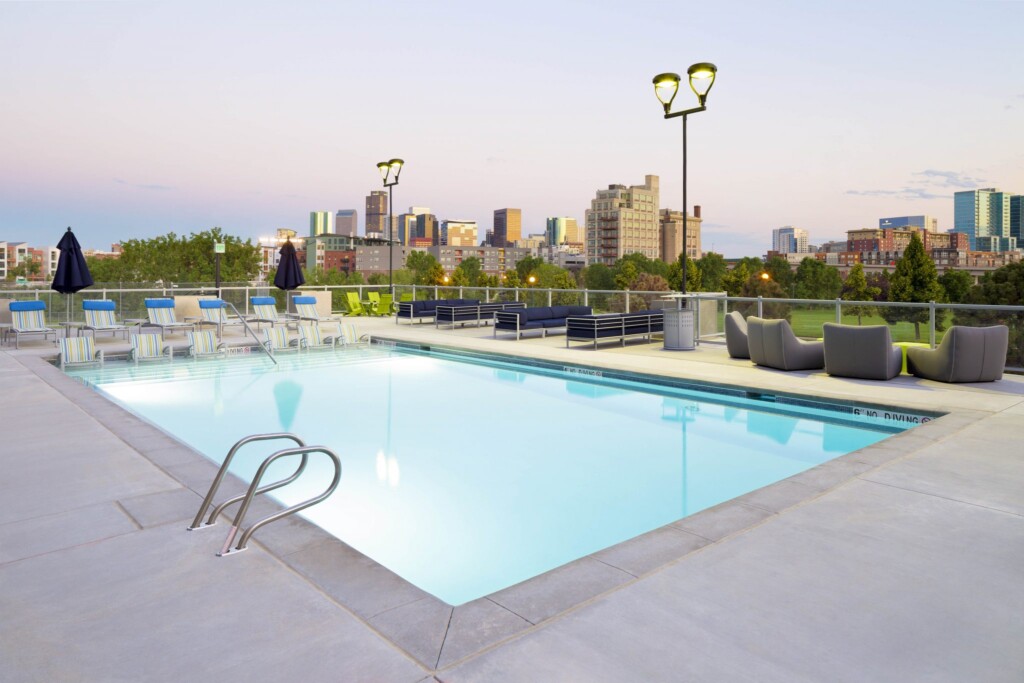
[585,175,660,266]
[442,220,478,247]
[309,211,334,237]
[545,217,581,246]
[335,210,358,237]
[954,188,1011,250]
[659,206,703,263]
[416,213,438,245]
[879,215,938,232]
[366,190,388,238]
[772,226,809,254]
[493,209,522,248]
[1010,195,1023,242]
[395,207,430,245]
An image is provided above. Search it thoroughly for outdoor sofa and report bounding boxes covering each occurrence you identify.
[494,305,592,340]
[907,325,1009,383]
[566,310,664,348]
[746,316,825,371]
[435,301,526,328]
[823,323,902,380]
[396,299,479,325]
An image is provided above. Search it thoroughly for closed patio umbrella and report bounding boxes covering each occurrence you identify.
[274,238,305,313]
[51,226,94,322]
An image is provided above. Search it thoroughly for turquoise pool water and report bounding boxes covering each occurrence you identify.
[66,346,917,605]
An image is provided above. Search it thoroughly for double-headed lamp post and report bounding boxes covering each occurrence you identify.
[376,158,404,295]
[653,63,717,295]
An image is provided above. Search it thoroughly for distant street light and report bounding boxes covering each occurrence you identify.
[653,63,717,295]
[760,271,771,281]
[376,158,404,295]
[527,275,537,286]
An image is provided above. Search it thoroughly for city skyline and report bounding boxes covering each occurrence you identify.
[1,1,1021,256]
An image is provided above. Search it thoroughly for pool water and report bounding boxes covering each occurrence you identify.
[67,346,915,605]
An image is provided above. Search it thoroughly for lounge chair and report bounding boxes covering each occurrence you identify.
[292,295,342,323]
[746,317,825,371]
[344,292,367,317]
[907,325,1009,383]
[129,333,173,363]
[335,321,360,346]
[195,299,246,338]
[187,330,227,359]
[59,336,104,369]
[725,311,750,359]
[8,301,57,349]
[143,298,194,337]
[297,324,335,351]
[263,327,299,353]
[247,296,287,330]
[823,323,902,380]
[82,300,129,340]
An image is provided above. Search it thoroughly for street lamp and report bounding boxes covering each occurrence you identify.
[653,63,717,295]
[376,158,404,295]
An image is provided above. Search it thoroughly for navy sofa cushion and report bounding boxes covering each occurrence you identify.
[525,307,553,321]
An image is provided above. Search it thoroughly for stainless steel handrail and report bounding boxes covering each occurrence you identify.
[223,300,277,365]
[188,433,306,530]
[218,445,342,555]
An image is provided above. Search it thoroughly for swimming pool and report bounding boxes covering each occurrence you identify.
[66,345,923,605]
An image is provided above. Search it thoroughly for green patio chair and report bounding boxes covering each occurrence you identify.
[378,293,394,316]
[366,291,382,315]
[345,292,367,316]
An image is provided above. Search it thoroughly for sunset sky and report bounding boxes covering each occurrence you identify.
[2,0,1021,256]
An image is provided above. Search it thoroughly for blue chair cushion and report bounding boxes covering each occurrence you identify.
[10,300,45,311]
[293,296,316,304]
[251,296,276,305]
[145,298,174,308]
[199,299,226,309]
[83,300,115,311]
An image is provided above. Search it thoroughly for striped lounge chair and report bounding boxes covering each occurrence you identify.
[9,300,57,349]
[196,299,245,338]
[129,333,173,363]
[248,296,288,330]
[263,327,299,353]
[144,298,194,337]
[82,299,128,340]
[335,322,360,346]
[297,324,335,351]
[59,336,104,368]
[187,330,227,359]
[292,295,341,323]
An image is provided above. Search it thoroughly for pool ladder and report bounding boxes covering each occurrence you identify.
[188,433,341,556]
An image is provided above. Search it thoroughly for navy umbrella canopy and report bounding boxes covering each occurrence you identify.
[273,239,305,291]
[51,226,94,294]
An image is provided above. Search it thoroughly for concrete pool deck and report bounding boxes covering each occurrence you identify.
[1,319,1022,682]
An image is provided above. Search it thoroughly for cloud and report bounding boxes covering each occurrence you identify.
[846,187,951,200]
[911,169,986,188]
[113,178,174,191]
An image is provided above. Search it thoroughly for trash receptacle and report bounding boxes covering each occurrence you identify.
[663,307,695,351]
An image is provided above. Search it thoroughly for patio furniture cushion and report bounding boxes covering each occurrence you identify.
[746,317,824,371]
[823,323,902,380]
[145,298,175,308]
[9,300,46,312]
[251,296,276,305]
[83,300,115,311]
[725,311,750,359]
[906,325,1009,383]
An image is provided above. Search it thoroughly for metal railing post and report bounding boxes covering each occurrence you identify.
[625,289,631,313]
[460,286,464,299]
[584,289,589,307]
[757,296,763,317]
[835,298,842,323]
[929,301,936,348]
[515,288,520,302]
[547,289,552,306]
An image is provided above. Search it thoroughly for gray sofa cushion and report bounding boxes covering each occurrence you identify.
[725,311,749,359]
[906,325,1009,383]
[823,323,902,380]
[747,317,825,371]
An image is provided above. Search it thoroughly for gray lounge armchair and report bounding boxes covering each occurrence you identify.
[823,323,902,380]
[907,325,1009,383]
[746,317,824,371]
[725,311,749,359]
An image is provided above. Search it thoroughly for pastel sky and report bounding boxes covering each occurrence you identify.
[2,0,1021,257]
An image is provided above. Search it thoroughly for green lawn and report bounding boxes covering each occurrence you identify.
[788,308,944,343]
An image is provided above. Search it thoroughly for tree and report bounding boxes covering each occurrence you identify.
[764,255,795,295]
[6,256,41,281]
[405,250,442,285]
[631,272,670,310]
[666,253,700,292]
[581,263,615,291]
[794,257,842,300]
[956,262,1024,367]
[614,261,639,290]
[696,252,728,292]
[452,256,483,287]
[841,263,880,325]
[737,273,791,320]
[866,271,890,302]
[615,252,670,280]
[515,255,544,282]
[90,228,260,283]
[721,263,750,297]
[881,232,942,340]
[938,269,973,304]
